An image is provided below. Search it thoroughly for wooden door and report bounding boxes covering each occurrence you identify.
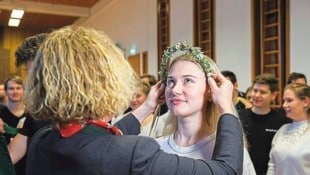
[127,51,148,76]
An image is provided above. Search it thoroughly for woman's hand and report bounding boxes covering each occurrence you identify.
[207,73,234,115]
[145,81,166,109]
[132,81,165,122]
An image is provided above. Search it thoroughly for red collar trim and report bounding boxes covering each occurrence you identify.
[59,120,123,137]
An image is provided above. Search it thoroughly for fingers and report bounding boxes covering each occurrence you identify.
[207,74,224,91]
[153,80,162,89]
[208,73,231,87]
[145,81,166,108]
[207,75,218,90]
[207,73,234,114]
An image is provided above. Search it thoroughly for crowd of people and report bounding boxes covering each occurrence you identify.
[0,25,309,175]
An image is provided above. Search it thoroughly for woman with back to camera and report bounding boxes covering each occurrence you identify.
[25,26,243,175]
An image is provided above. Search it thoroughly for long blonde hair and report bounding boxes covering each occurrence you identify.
[170,55,220,130]
[155,54,238,137]
[25,26,137,125]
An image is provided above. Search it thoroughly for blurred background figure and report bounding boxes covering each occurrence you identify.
[140,74,157,86]
[0,33,50,175]
[131,81,154,136]
[267,83,310,175]
[287,72,307,85]
[113,80,155,137]
[0,76,26,143]
[15,33,49,73]
[0,75,28,175]
[0,84,8,106]
[222,70,252,111]
[245,86,253,104]
[239,73,291,175]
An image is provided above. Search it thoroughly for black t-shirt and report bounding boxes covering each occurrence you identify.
[0,106,30,175]
[235,101,246,112]
[19,116,50,138]
[0,106,27,143]
[238,108,291,175]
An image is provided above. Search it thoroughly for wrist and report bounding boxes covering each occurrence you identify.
[132,102,155,123]
[218,104,234,116]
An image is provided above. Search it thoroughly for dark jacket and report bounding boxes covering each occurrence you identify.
[26,114,243,175]
[0,135,15,175]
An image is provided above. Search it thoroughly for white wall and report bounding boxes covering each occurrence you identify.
[80,0,158,74]
[170,0,193,45]
[79,0,310,90]
[290,0,310,80]
[216,0,251,91]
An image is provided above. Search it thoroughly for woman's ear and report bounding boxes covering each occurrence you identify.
[303,97,310,108]
[206,86,212,102]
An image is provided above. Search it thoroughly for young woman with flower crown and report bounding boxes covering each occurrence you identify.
[25,26,243,175]
[155,42,256,175]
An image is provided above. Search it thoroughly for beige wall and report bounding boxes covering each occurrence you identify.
[78,0,309,91]
[0,27,44,83]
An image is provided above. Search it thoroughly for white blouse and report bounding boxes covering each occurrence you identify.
[267,120,310,175]
[157,133,256,175]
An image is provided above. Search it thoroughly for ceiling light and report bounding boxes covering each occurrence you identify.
[11,9,24,19]
[8,18,21,27]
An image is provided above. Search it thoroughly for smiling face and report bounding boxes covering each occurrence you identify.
[130,87,148,110]
[282,85,310,121]
[165,60,210,118]
[251,83,277,110]
[5,80,24,103]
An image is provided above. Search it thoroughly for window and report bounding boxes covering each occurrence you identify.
[157,0,170,73]
[252,0,289,107]
[194,0,215,59]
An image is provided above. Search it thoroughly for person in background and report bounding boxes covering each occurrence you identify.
[238,73,291,175]
[0,33,51,171]
[0,84,8,106]
[0,75,28,175]
[0,76,26,143]
[277,72,308,116]
[221,70,246,97]
[112,81,156,137]
[130,81,155,136]
[287,72,307,85]
[245,86,253,104]
[267,83,310,175]
[140,74,157,86]
[15,33,49,73]
[155,43,256,175]
[130,81,151,111]
[25,26,243,175]
[222,70,252,111]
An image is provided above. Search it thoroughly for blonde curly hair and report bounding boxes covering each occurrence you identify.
[25,26,137,125]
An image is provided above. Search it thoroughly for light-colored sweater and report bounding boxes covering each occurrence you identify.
[267,120,310,175]
[157,132,256,175]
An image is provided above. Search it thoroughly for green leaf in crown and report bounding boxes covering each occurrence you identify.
[160,42,214,85]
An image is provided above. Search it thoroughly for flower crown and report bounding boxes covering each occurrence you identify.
[160,42,214,84]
